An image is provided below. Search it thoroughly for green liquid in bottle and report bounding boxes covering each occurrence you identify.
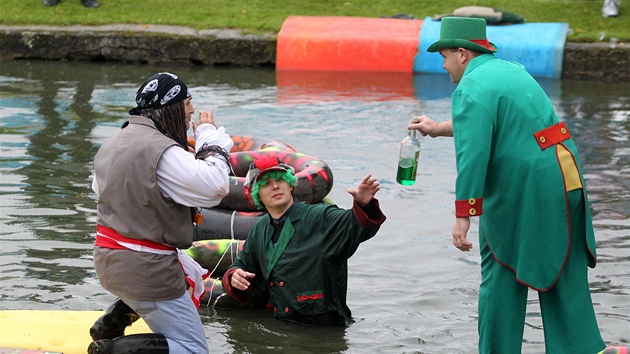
[396,157,417,185]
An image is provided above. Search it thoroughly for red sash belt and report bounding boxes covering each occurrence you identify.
[533,122,571,150]
[95,225,176,252]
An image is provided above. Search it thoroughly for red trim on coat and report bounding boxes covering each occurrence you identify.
[296,293,324,302]
[533,122,571,150]
[480,208,571,293]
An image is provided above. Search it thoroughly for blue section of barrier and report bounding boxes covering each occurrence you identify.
[414,17,569,78]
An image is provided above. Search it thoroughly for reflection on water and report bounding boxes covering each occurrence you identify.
[0,60,628,353]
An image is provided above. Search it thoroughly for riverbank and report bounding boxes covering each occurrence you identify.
[1,24,628,81]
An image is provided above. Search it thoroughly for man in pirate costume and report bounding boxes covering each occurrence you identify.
[408,17,606,354]
[222,156,386,326]
[89,72,233,353]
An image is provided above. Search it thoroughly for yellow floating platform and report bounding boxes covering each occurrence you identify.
[0,310,151,354]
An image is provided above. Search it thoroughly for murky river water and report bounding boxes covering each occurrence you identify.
[0,60,628,353]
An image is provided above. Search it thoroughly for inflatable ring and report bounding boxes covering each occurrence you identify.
[190,134,334,211]
[230,135,296,154]
[197,197,334,241]
[195,208,264,241]
[188,134,295,152]
[187,239,245,272]
[218,136,334,211]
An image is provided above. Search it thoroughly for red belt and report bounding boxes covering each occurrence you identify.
[95,225,176,252]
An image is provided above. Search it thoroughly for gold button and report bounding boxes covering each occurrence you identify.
[469,208,476,216]
[468,198,476,205]
[539,136,546,143]
[561,127,567,134]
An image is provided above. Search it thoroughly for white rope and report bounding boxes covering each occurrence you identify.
[204,210,241,307]
[230,210,240,261]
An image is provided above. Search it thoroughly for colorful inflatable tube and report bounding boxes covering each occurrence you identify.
[220,149,334,211]
[190,135,334,240]
[187,239,245,272]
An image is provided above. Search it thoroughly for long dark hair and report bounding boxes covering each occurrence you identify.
[140,100,188,149]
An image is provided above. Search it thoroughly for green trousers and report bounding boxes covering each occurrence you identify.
[478,190,606,353]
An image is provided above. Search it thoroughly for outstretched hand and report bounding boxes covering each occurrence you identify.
[347,174,380,206]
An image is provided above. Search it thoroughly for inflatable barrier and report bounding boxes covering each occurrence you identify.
[276,15,568,78]
[415,17,569,78]
[277,16,423,72]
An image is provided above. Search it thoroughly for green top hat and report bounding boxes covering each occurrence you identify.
[427,17,498,53]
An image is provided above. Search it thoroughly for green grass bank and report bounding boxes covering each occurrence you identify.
[0,0,627,42]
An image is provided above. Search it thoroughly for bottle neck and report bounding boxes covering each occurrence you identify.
[408,129,416,139]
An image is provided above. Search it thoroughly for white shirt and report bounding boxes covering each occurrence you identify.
[93,123,234,208]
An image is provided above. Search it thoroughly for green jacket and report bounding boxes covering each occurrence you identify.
[452,54,597,291]
[223,200,385,325]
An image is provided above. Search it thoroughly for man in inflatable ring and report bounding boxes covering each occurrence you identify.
[408,17,605,353]
[222,155,386,325]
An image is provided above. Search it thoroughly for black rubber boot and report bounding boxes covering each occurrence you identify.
[88,333,169,354]
[90,299,140,340]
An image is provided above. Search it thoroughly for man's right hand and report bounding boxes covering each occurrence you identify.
[408,116,453,138]
[198,111,217,128]
[230,268,256,291]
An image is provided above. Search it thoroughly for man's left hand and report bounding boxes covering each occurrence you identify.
[347,174,380,206]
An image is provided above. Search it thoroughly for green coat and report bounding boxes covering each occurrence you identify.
[223,200,385,325]
[452,54,597,291]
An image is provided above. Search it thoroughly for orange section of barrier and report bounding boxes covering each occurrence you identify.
[277,16,423,73]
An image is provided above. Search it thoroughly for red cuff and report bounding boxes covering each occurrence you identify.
[353,199,386,227]
[455,197,483,217]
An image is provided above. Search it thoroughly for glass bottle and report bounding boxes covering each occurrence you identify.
[396,129,421,185]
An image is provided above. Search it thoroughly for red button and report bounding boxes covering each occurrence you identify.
[279,281,285,287]
[269,282,274,286]
[285,307,289,313]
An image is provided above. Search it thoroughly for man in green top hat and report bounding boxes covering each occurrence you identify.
[408,17,606,353]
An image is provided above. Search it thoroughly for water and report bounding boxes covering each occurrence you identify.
[0,60,628,353]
